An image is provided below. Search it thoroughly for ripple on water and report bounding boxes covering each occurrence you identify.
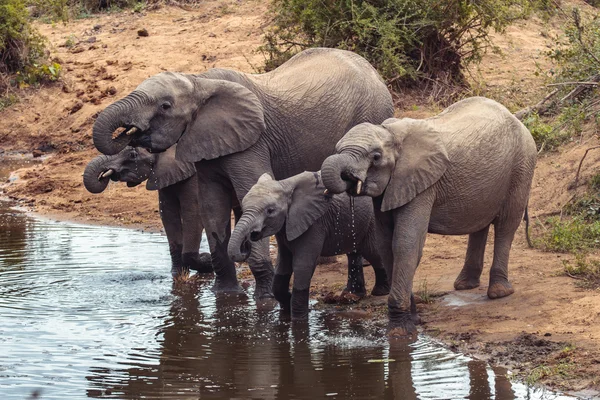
[0,195,575,400]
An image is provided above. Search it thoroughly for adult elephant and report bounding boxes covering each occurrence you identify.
[91,48,394,298]
[320,97,537,339]
[82,145,213,275]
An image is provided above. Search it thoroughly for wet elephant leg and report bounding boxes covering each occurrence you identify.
[176,178,212,273]
[387,192,434,340]
[158,188,186,277]
[196,175,240,292]
[343,252,367,297]
[361,245,390,296]
[246,237,275,299]
[454,225,490,290]
[273,239,293,312]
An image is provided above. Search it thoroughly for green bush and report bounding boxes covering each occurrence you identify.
[561,253,600,289]
[537,216,600,252]
[0,0,47,74]
[261,0,555,89]
[523,112,571,151]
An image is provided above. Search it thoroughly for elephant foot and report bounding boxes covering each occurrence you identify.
[254,283,275,300]
[487,280,514,299]
[388,307,418,341]
[212,278,242,293]
[184,252,214,274]
[291,288,310,320]
[454,276,481,290]
[371,283,390,296]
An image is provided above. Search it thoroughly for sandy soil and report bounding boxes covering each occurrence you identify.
[2,0,600,394]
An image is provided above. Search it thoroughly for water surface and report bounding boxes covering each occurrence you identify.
[0,160,573,399]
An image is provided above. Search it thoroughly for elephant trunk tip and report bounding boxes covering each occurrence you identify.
[321,154,355,195]
[228,236,252,262]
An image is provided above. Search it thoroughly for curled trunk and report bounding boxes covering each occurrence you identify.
[83,155,113,193]
[228,215,254,262]
[321,153,355,194]
[92,92,148,155]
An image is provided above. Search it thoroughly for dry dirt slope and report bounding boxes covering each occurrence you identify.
[1,0,600,394]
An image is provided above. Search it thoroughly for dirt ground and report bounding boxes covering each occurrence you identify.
[2,0,600,395]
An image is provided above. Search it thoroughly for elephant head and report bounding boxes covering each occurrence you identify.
[83,145,196,193]
[92,72,266,163]
[228,172,332,262]
[321,118,449,212]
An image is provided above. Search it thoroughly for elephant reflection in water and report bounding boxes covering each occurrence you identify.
[85,283,516,399]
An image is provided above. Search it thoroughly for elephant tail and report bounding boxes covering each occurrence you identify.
[524,205,533,248]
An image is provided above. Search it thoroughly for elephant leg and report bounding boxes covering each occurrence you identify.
[361,246,390,296]
[159,189,186,277]
[177,178,212,274]
[454,225,490,290]
[388,192,434,340]
[196,176,240,292]
[343,252,367,297]
[273,239,293,312]
[290,234,323,320]
[246,237,275,299]
[488,217,520,299]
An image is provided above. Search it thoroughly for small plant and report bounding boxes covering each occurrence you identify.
[14,61,61,87]
[522,112,569,151]
[561,253,600,289]
[0,92,18,111]
[63,34,77,48]
[525,362,573,386]
[536,216,600,253]
[415,279,442,304]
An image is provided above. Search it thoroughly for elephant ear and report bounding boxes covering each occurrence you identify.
[176,79,265,162]
[286,171,333,241]
[146,145,196,190]
[381,119,449,212]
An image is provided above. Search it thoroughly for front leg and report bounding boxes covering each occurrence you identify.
[196,172,240,292]
[290,233,324,320]
[388,192,434,340]
[158,188,185,277]
[176,177,213,273]
[272,236,293,312]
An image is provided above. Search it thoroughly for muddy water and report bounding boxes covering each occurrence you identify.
[0,161,572,399]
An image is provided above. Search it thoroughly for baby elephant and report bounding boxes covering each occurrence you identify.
[228,172,390,319]
[83,145,212,276]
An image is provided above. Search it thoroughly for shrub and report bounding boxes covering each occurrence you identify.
[561,253,600,289]
[0,0,47,74]
[261,0,555,89]
[537,216,600,253]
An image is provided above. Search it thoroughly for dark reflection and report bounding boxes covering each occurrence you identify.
[0,201,28,268]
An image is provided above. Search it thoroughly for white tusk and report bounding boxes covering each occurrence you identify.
[99,169,114,179]
[356,180,363,195]
[323,189,329,195]
[125,126,138,136]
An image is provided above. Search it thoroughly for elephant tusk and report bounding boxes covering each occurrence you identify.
[99,169,114,180]
[125,126,138,136]
[323,189,329,195]
[356,180,363,195]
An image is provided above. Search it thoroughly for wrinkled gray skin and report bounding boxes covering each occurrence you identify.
[82,145,212,276]
[228,172,391,319]
[321,97,537,339]
[91,48,394,299]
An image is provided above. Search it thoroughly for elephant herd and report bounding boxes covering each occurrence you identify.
[83,48,537,339]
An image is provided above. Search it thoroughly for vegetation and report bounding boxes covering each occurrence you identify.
[536,216,600,253]
[561,254,600,289]
[260,0,555,92]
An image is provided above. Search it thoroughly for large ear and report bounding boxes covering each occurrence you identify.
[146,145,196,190]
[176,79,265,162]
[381,119,449,212]
[286,171,333,241]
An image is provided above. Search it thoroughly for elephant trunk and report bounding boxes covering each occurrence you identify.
[228,214,257,262]
[321,153,356,194]
[83,155,113,193]
[92,91,149,155]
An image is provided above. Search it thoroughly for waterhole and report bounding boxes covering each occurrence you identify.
[0,160,572,399]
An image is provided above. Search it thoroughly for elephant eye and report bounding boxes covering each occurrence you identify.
[373,152,382,162]
[161,102,171,111]
[266,207,275,215]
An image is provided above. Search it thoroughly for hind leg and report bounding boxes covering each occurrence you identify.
[344,252,367,297]
[454,225,490,290]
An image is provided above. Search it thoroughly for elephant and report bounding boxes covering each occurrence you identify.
[90,47,394,299]
[82,145,213,275]
[227,171,391,319]
[321,97,537,338]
